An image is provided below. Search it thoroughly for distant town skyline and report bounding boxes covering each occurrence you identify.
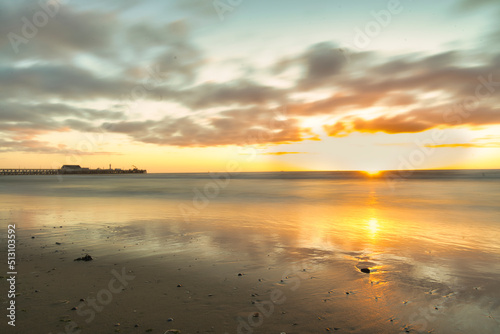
[1,0,500,173]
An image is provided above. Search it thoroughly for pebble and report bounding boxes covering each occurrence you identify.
[74,254,93,261]
[167,318,174,322]
[360,268,371,274]
[238,273,243,276]
[71,307,78,310]
[177,284,182,287]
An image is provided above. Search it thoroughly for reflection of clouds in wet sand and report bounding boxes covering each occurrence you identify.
[2,176,499,333]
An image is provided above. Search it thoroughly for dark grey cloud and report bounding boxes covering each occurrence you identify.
[0,102,125,122]
[0,64,178,101]
[0,2,117,60]
[152,22,205,86]
[178,80,287,109]
[273,42,349,90]
[299,42,349,89]
[0,63,281,109]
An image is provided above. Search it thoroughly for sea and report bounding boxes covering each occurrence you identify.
[1,170,499,333]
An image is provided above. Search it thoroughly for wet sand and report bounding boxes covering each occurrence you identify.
[3,219,500,334]
[1,175,500,333]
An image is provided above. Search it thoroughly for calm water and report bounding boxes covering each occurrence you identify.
[1,170,500,333]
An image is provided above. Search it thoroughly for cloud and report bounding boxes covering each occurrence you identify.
[260,152,307,155]
[0,138,119,155]
[426,143,500,148]
[425,135,500,148]
[0,0,499,153]
[274,42,349,90]
[323,104,500,137]
[0,101,126,154]
[0,2,117,60]
[0,102,125,122]
[102,107,319,147]
[299,42,349,89]
[178,80,288,109]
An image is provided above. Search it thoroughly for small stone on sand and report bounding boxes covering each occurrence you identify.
[74,254,93,261]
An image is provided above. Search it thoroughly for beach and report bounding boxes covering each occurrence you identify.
[1,172,500,333]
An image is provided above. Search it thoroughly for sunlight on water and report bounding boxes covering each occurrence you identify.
[366,217,379,239]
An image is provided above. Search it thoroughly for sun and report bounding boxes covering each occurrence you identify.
[364,169,382,177]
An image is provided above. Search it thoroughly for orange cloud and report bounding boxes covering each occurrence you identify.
[261,152,307,155]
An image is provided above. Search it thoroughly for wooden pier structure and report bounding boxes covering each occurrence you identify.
[0,165,147,176]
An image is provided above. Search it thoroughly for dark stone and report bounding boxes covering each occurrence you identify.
[177,284,182,287]
[238,273,243,276]
[360,268,371,274]
[74,254,93,261]
[71,307,78,310]
[31,236,35,239]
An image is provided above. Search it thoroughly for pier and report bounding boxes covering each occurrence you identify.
[0,165,147,176]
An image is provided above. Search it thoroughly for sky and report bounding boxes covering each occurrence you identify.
[1,0,500,172]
